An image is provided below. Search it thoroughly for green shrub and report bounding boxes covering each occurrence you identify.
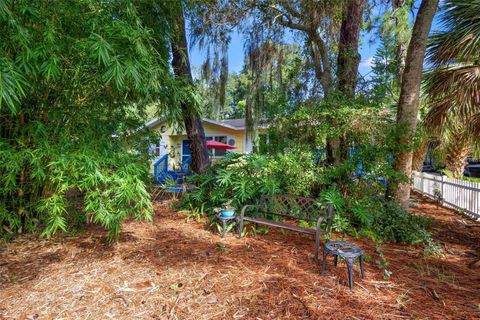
[0,1,172,240]
[319,187,434,246]
[181,151,320,215]
[0,133,153,241]
[183,151,435,248]
[371,201,432,244]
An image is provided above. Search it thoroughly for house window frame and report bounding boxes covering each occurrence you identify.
[151,138,166,158]
[180,135,234,160]
[151,139,161,157]
[205,135,230,158]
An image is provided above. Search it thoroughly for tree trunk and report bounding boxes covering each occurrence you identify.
[171,6,210,173]
[412,142,427,172]
[309,36,332,97]
[245,94,254,153]
[337,0,366,96]
[331,0,366,164]
[445,132,470,178]
[392,0,408,82]
[326,138,341,165]
[387,0,439,207]
[267,4,337,162]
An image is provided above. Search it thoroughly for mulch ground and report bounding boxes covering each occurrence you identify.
[0,192,479,319]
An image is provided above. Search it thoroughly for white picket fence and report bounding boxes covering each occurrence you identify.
[412,171,480,221]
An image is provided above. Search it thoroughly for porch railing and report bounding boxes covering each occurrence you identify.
[153,155,169,184]
[153,155,191,184]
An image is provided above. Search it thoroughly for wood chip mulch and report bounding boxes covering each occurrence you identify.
[0,192,479,319]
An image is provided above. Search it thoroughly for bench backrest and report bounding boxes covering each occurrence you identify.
[259,194,333,225]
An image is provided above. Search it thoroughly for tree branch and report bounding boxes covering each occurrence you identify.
[268,5,309,32]
[267,3,332,95]
[308,34,332,95]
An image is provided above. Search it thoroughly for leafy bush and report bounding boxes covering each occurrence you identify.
[182,149,435,248]
[181,151,321,215]
[371,202,432,244]
[0,131,153,241]
[319,187,433,245]
[0,1,172,240]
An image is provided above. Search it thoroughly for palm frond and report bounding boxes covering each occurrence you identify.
[427,0,480,65]
[424,64,480,130]
[469,112,480,137]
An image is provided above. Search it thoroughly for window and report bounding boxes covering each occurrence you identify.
[154,141,161,157]
[151,138,164,157]
[206,135,228,157]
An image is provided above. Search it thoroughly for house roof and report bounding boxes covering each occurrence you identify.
[146,117,247,131]
[203,118,245,130]
[145,117,268,131]
[219,118,246,128]
[145,118,163,128]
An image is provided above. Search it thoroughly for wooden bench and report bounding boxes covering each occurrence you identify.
[238,195,334,262]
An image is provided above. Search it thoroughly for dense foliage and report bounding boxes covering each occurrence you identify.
[179,0,447,251]
[323,187,433,245]
[182,148,434,247]
[182,151,319,212]
[0,1,174,240]
[0,0,455,251]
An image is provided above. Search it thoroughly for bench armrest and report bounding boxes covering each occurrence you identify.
[239,204,259,219]
[237,205,259,239]
[316,216,324,229]
[325,203,334,234]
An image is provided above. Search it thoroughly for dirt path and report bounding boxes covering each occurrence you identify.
[0,193,479,319]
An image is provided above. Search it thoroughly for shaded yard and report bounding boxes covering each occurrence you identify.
[0,193,479,319]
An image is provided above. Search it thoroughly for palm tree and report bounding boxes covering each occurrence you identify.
[442,126,471,178]
[412,141,428,172]
[424,0,480,177]
[424,0,480,133]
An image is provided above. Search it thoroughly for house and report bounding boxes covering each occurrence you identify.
[145,118,266,177]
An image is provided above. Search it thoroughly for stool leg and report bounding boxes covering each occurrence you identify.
[222,220,227,238]
[359,255,365,278]
[346,258,354,289]
[334,255,338,267]
[321,249,328,275]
